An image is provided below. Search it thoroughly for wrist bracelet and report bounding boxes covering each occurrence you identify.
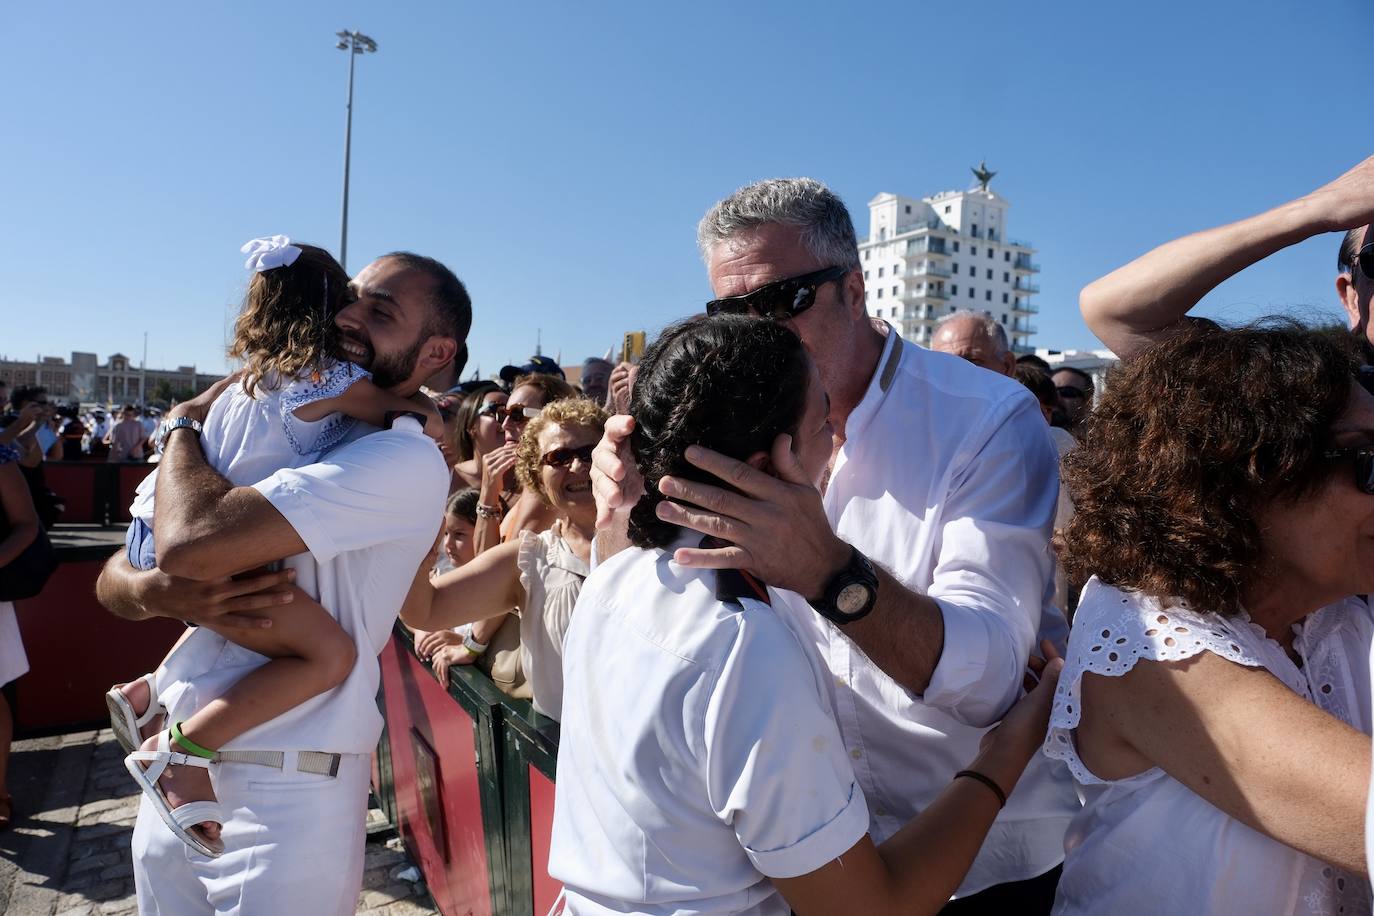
[954,769,1007,808]
[462,632,489,656]
[476,503,503,520]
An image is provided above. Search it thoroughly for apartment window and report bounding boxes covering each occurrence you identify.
[984,269,991,280]
[951,284,958,295]
[971,246,978,257]
[968,265,975,276]
[876,308,883,317]
[904,205,912,214]
[972,224,979,237]
[988,247,994,259]
[944,205,951,214]
[877,288,883,299]
[969,287,976,298]
[952,262,959,273]
[1004,251,1010,261]
[1002,293,1009,304]
[879,267,887,278]
[864,250,870,261]
[1002,313,1008,324]
[864,271,869,280]
[950,305,958,313]
[986,290,992,301]
[1003,272,1010,282]
[953,241,960,252]
[892,286,899,297]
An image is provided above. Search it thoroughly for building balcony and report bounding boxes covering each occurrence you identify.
[922,288,950,301]
[906,238,948,256]
[894,218,944,235]
[1011,301,1040,314]
[1007,237,1034,249]
[1011,322,1038,335]
[1012,343,1036,356]
[905,264,952,279]
[1013,280,1040,293]
[1013,256,1040,272]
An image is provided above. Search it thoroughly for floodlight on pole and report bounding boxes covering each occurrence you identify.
[335,29,377,272]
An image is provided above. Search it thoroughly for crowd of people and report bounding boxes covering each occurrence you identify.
[3,154,1374,915]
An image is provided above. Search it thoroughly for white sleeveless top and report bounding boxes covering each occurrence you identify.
[515,521,589,722]
[1045,578,1373,915]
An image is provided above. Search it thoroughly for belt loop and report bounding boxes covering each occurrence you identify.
[283,750,299,774]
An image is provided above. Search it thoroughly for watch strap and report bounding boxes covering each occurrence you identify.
[156,416,203,453]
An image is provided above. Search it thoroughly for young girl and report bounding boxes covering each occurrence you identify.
[107,235,442,858]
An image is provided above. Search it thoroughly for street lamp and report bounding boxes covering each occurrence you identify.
[335,29,377,272]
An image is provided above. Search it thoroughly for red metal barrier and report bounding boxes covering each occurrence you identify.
[117,464,153,523]
[379,637,496,916]
[13,552,184,734]
[529,767,559,916]
[43,462,101,524]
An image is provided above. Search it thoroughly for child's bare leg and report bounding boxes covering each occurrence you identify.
[134,586,356,843]
[116,627,195,741]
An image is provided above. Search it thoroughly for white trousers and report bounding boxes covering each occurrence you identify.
[131,752,371,916]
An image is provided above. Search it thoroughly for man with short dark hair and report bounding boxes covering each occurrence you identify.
[579,356,613,406]
[96,251,469,915]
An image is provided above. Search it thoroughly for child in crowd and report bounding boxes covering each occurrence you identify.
[107,236,441,857]
[433,488,479,577]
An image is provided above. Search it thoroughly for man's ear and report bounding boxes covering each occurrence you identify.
[842,268,866,321]
[419,336,460,376]
[1337,273,1364,334]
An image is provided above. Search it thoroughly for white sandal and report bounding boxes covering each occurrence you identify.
[106,673,164,754]
[125,731,225,858]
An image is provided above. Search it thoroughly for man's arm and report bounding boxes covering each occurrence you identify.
[1082,154,1374,358]
[95,549,296,628]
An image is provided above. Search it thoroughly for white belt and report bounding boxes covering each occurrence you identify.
[214,750,346,777]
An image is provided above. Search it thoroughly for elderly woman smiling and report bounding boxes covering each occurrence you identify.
[1046,320,1374,915]
[400,397,604,721]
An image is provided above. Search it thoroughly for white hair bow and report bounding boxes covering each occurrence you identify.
[240,235,303,272]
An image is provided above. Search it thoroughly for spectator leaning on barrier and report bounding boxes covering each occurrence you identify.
[593,177,1079,910]
[401,397,605,720]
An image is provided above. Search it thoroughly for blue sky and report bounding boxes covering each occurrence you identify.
[3,1,1370,379]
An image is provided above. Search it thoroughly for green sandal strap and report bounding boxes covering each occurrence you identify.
[169,721,218,760]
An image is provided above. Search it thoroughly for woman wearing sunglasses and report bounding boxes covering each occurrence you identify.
[549,315,1064,916]
[1046,320,1374,915]
[450,381,508,492]
[401,397,603,721]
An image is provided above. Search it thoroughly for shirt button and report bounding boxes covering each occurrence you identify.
[850,748,863,760]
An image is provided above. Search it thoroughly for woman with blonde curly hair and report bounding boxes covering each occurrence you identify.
[1046,318,1374,915]
[401,397,605,721]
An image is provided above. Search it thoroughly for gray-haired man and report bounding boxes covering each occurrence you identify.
[931,311,1017,377]
[594,178,1078,912]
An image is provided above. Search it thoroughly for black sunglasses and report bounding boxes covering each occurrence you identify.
[1323,446,1374,495]
[540,444,594,469]
[705,265,849,320]
[1055,386,1088,400]
[478,404,542,423]
[1353,242,1374,278]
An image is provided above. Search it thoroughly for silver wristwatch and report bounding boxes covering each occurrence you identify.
[155,416,203,454]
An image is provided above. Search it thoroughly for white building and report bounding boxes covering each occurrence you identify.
[858,169,1040,353]
[1037,348,1118,396]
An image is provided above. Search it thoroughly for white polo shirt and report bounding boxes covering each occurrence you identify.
[551,537,869,916]
[777,326,1080,896]
[156,415,449,754]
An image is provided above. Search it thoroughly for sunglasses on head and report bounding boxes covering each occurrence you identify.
[478,404,542,423]
[540,444,594,469]
[705,265,849,320]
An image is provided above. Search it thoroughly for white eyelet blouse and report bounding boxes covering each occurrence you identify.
[1044,577,1373,916]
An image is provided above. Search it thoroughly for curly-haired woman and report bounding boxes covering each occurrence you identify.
[400,396,603,721]
[549,315,1064,916]
[1046,319,1374,915]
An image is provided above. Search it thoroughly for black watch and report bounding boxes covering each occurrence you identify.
[383,410,429,430]
[811,546,879,625]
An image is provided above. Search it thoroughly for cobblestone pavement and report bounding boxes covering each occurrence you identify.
[0,729,438,915]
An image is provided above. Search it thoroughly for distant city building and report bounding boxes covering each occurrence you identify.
[0,352,219,405]
[859,166,1041,353]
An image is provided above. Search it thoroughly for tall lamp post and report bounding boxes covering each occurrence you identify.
[335,29,377,272]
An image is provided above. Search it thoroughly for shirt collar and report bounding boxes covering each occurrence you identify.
[842,321,905,445]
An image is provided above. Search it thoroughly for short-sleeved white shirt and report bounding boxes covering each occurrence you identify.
[550,537,869,916]
[154,411,449,754]
[1047,578,1373,916]
[782,326,1080,895]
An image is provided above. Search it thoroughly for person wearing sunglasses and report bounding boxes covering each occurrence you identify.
[401,397,604,721]
[451,382,509,491]
[1046,319,1374,915]
[592,177,1078,910]
[1079,154,1374,362]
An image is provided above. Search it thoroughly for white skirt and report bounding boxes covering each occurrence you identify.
[0,601,29,687]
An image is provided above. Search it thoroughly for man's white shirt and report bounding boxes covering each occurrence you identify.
[157,411,448,755]
[776,326,1079,896]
